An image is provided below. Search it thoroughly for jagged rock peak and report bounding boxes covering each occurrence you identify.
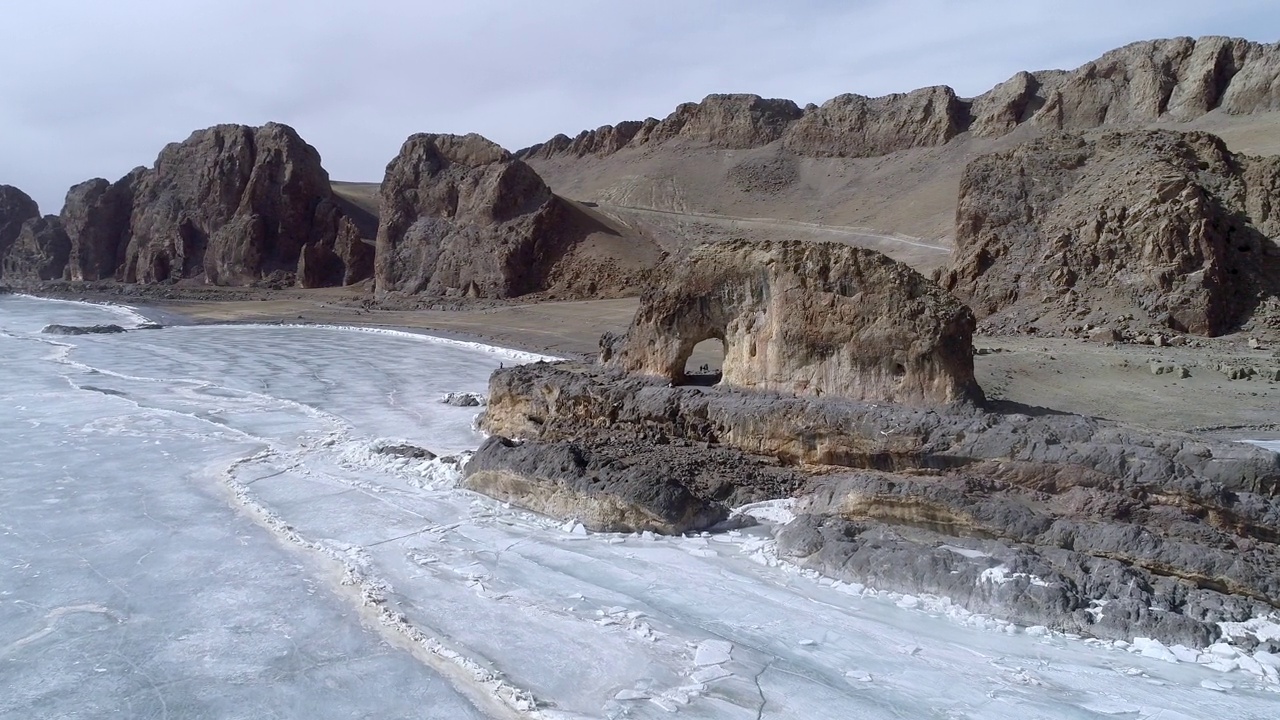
[941,128,1280,336]
[603,239,982,406]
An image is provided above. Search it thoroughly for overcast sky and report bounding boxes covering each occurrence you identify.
[2,0,1276,212]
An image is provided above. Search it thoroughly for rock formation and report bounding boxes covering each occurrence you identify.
[13,123,372,288]
[518,37,1280,163]
[116,122,370,287]
[782,86,966,158]
[375,132,657,298]
[940,129,1280,336]
[0,185,40,275]
[61,174,139,282]
[603,240,982,405]
[474,357,1280,648]
[2,216,71,281]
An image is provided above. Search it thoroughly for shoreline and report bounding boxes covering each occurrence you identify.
[12,283,1280,440]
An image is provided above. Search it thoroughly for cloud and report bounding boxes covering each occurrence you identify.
[1,0,1275,212]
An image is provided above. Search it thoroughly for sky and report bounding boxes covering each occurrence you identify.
[1,0,1276,212]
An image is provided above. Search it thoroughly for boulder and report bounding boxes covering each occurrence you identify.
[941,130,1280,336]
[2,216,70,281]
[604,240,982,406]
[0,185,40,271]
[41,324,127,335]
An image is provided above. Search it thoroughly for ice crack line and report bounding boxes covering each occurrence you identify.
[219,456,544,719]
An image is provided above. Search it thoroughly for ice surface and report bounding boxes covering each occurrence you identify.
[3,294,1279,720]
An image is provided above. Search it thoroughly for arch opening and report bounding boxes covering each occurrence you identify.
[680,337,726,386]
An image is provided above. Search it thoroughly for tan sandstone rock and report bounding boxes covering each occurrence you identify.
[602,240,982,406]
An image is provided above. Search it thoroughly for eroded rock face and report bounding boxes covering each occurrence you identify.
[940,129,1280,336]
[518,37,1280,164]
[97,121,373,285]
[375,132,655,298]
[0,185,40,272]
[2,216,70,281]
[783,86,966,158]
[375,133,552,297]
[475,360,1280,646]
[61,174,139,282]
[604,240,982,406]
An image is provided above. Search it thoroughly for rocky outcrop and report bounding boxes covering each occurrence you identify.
[779,470,1278,648]
[61,174,139,282]
[475,359,1280,647]
[33,123,373,288]
[375,132,655,298]
[0,185,40,273]
[117,123,370,287]
[603,240,981,406]
[465,435,805,534]
[940,129,1280,336]
[782,86,966,157]
[1035,36,1273,127]
[518,37,1280,163]
[2,216,70,281]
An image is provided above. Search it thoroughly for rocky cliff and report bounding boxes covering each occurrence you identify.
[940,129,1280,336]
[7,123,372,288]
[2,216,70,281]
[519,37,1280,163]
[603,240,982,405]
[61,175,139,282]
[375,132,658,299]
[0,185,41,277]
[118,123,370,286]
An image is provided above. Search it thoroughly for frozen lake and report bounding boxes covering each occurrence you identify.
[2,294,1276,719]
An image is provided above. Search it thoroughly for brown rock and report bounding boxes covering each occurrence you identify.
[941,129,1279,336]
[518,36,1280,166]
[375,133,656,298]
[783,86,966,157]
[2,216,70,281]
[968,71,1067,137]
[604,240,982,406]
[636,94,802,149]
[0,185,40,271]
[61,173,140,281]
[117,122,366,287]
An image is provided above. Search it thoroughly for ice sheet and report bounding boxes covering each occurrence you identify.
[4,295,1278,719]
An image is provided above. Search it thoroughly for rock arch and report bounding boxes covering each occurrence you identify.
[603,240,983,406]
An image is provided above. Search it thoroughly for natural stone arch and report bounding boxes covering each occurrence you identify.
[602,240,983,406]
[682,337,727,385]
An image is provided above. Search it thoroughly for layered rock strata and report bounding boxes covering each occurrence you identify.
[602,240,982,405]
[473,359,1280,647]
[940,129,1280,336]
